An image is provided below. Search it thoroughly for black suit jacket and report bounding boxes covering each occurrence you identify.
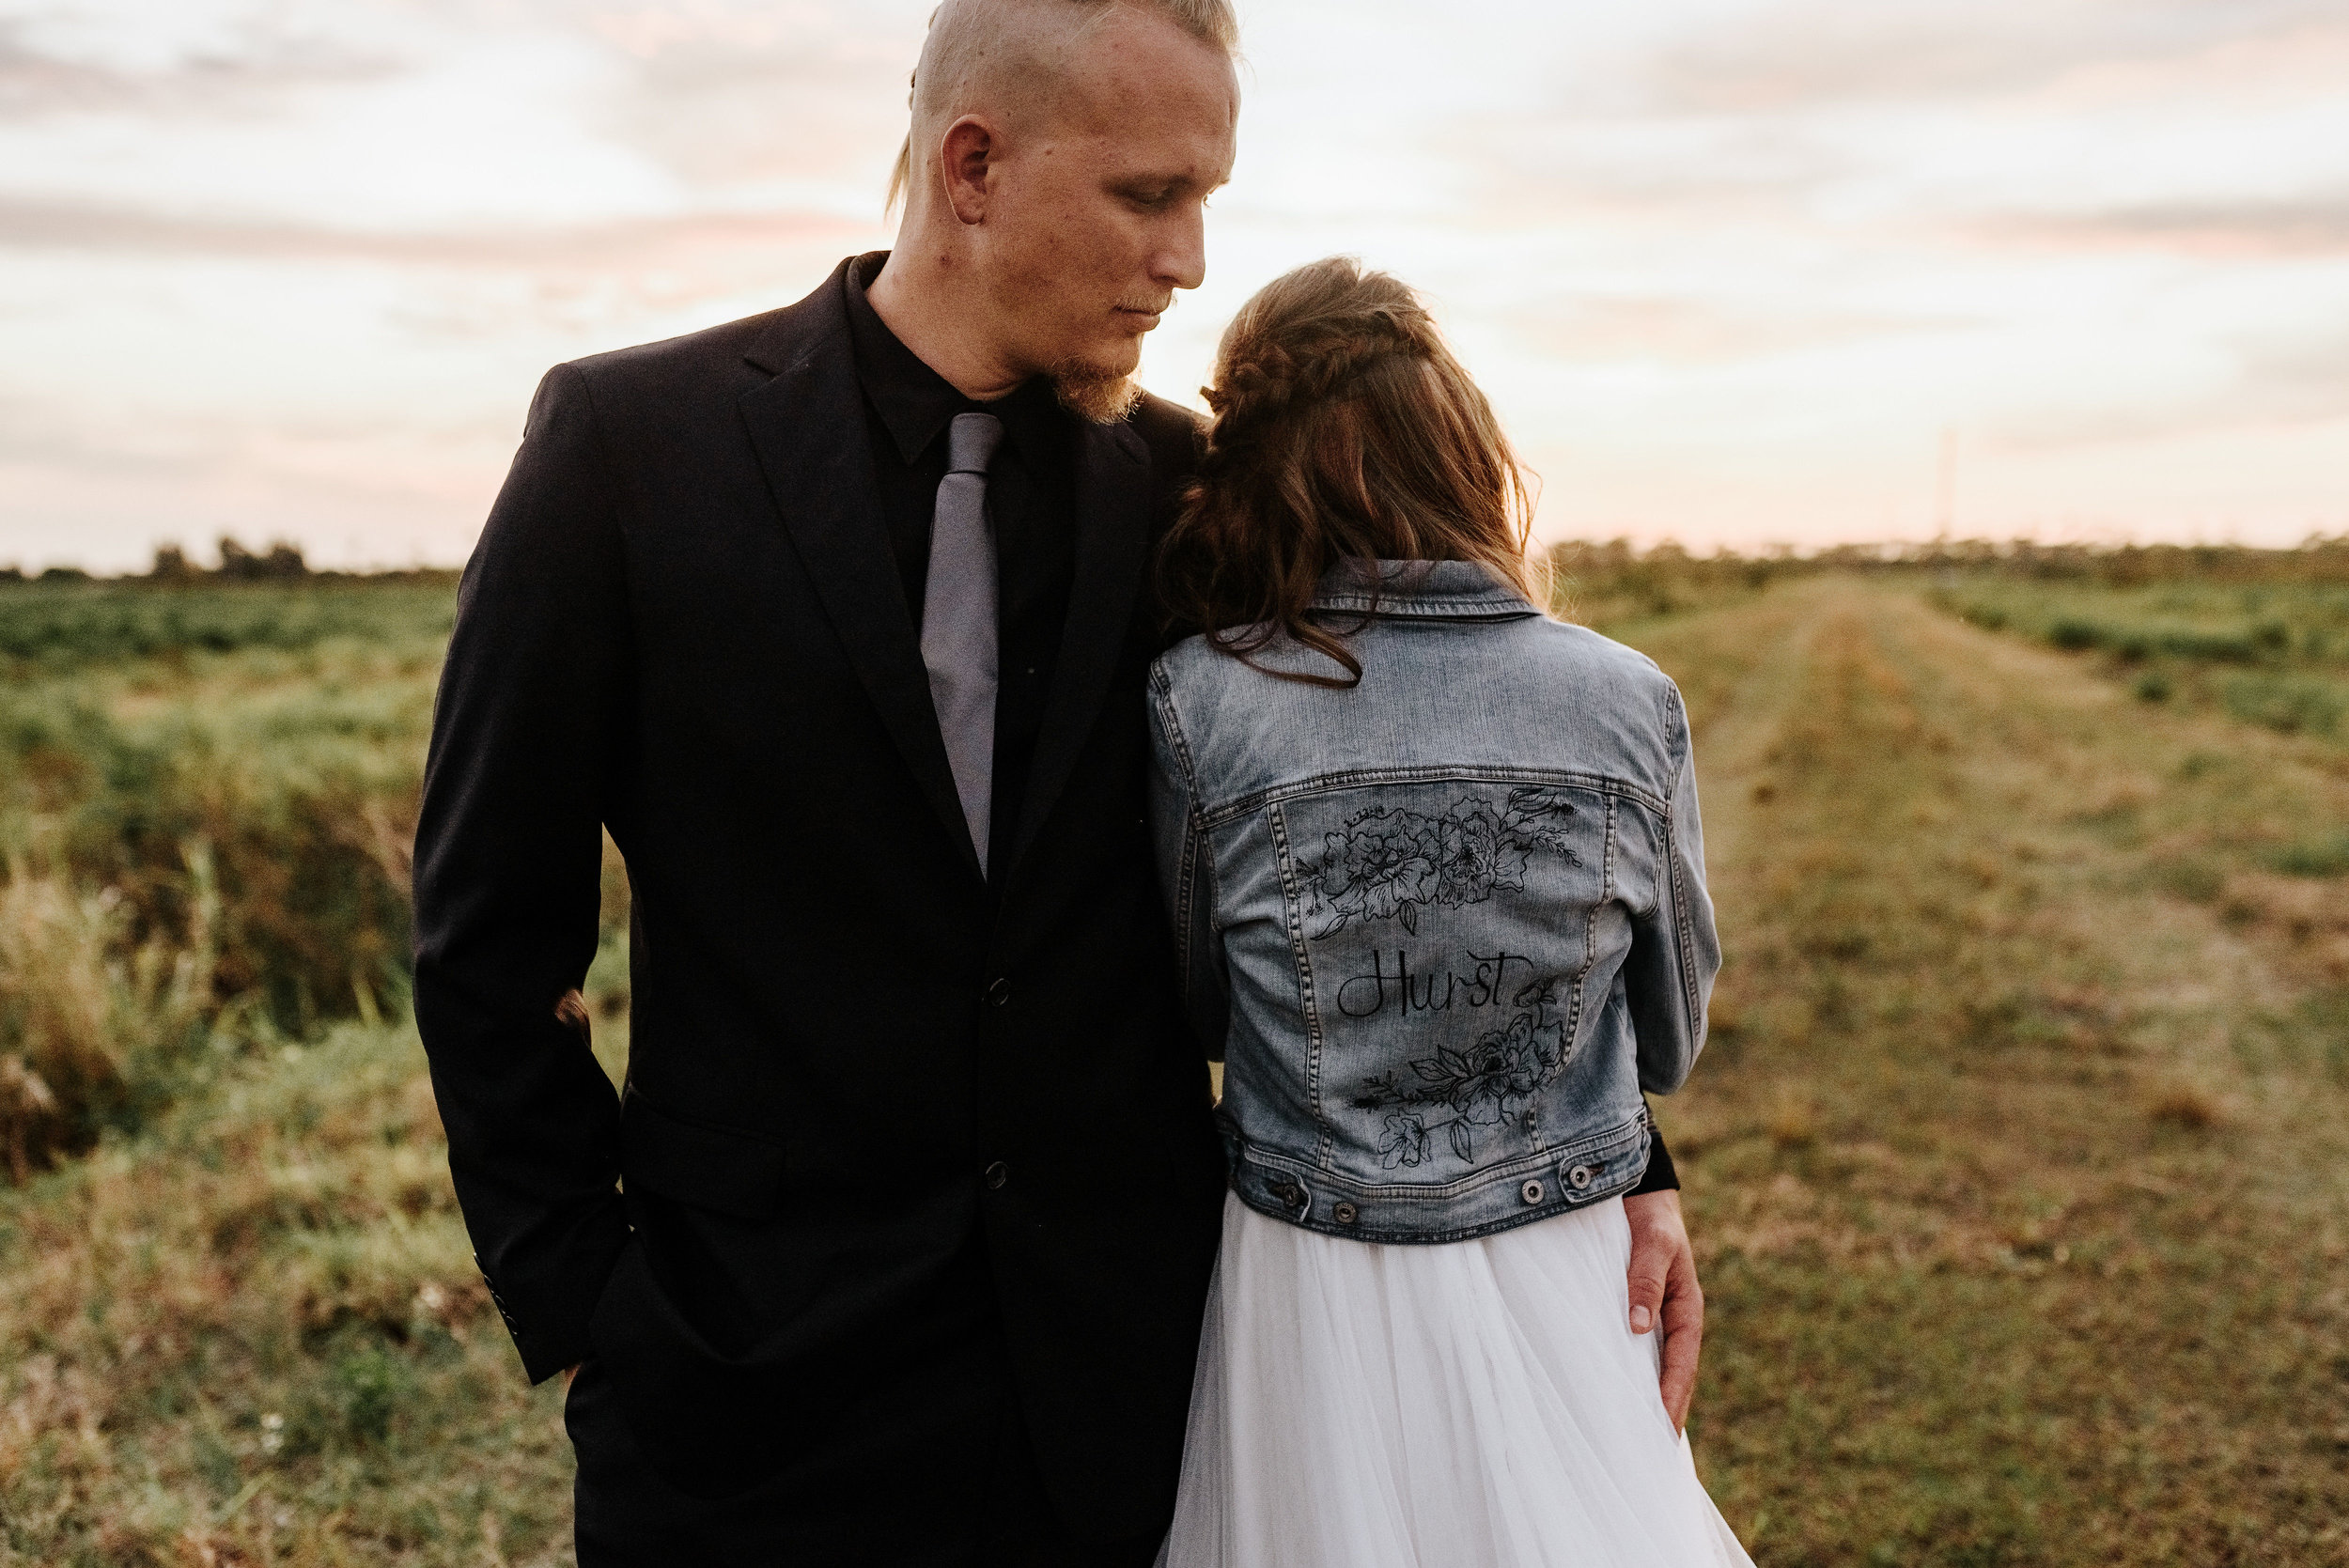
[412,256,1227,1533]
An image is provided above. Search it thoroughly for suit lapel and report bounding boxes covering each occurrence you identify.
[736,276,985,883]
[1003,417,1153,878]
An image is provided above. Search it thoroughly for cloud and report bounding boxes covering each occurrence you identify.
[1980,194,2349,256]
[1987,321,2349,451]
[1519,295,1963,365]
[0,15,398,122]
[0,383,506,472]
[2232,322,2349,418]
[3,0,2343,563]
[0,194,868,270]
[1641,0,2346,114]
[588,19,917,191]
[1445,114,1859,229]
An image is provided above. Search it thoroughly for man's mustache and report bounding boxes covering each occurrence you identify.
[1117,296,1174,315]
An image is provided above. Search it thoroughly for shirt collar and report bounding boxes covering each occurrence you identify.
[844,251,1070,468]
[1309,559,1542,621]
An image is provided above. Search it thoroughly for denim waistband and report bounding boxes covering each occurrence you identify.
[1222,1108,1650,1245]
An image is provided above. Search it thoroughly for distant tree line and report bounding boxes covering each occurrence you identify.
[151,538,313,581]
[0,538,459,586]
[1543,535,2349,623]
[1549,533,2349,586]
[1817,534,2349,585]
[5,532,2342,591]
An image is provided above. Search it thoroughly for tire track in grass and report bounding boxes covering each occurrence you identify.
[1608,577,2349,1567]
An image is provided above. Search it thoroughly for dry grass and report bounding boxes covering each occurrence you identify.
[2143,1081,2228,1132]
[0,846,220,1179]
[2,572,2346,1563]
[1611,579,2349,1565]
[0,1020,577,1566]
[0,578,449,1047]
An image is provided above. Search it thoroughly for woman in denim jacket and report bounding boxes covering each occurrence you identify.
[1150,259,1751,1568]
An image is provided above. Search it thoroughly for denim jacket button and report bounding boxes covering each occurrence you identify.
[1332,1202,1359,1225]
[984,1161,1010,1190]
[1520,1178,1545,1205]
[1567,1164,1595,1190]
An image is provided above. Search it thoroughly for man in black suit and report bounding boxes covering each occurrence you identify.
[414,3,1242,1560]
[413,0,1706,1560]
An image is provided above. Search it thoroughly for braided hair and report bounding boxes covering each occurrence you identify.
[1157,257,1536,688]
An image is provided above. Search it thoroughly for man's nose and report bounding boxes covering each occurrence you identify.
[1149,204,1208,292]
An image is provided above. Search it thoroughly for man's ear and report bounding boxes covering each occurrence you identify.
[941,116,996,225]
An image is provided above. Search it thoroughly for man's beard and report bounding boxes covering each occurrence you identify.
[1049,357,1143,425]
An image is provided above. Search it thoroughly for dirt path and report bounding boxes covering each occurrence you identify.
[1608,578,2349,1567]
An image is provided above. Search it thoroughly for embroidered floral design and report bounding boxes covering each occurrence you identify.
[1303,815,1441,936]
[1378,1112,1432,1170]
[1353,985,1572,1165]
[1300,789,1578,939]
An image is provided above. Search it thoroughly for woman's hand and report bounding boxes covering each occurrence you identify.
[1623,1189,1704,1432]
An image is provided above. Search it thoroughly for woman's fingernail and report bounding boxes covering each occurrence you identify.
[1631,1305,1652,1333]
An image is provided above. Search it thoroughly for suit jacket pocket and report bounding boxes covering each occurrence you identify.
[588,1226,805,1500]
[619,1085,787,1220]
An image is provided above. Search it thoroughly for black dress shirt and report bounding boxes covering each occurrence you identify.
[845,254,1078,874]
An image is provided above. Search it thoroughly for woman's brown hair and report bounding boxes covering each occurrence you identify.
[1156,256,1537,688]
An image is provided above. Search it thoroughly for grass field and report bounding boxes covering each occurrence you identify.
[1937,577,2349,747]
[2,564,2345,1564]
[1619,581,2349,1564]
[0,577,455,1061]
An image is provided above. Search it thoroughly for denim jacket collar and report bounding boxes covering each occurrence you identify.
[1310,559,1541,622]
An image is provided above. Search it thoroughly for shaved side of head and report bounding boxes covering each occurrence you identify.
[886,0,1239,216]
[864,0,1237,418]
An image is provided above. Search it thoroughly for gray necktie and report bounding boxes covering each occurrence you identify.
[921,411,1004,875]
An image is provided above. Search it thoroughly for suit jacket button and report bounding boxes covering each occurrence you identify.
[985,1161,1010,1190]
[986,978,1011,1007]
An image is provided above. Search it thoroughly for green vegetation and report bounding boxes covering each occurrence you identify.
[1937,577,2349,744]
[4,551,2346,1563]
[1547,537,1793,625]
[0,1020,577,1564]
[0,575,456,1177]
[1602,581,2349,1565]
[1554,532,2349,637]
[0,568,633,1565]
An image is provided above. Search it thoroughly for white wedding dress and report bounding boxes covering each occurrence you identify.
[1157,1191,1755,1568]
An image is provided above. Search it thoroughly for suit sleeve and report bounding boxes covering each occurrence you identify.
[1623,679,1721,1096]
[412,363,632,1383]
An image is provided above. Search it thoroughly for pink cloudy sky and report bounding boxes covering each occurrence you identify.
[2,0,2346,571]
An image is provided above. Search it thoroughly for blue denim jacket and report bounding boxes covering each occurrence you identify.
[1148,561,1719,1243]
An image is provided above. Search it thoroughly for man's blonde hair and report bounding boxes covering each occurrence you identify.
[885,0,1240,216]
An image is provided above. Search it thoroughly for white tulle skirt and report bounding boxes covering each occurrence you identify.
[1158,1191,1754,1568]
